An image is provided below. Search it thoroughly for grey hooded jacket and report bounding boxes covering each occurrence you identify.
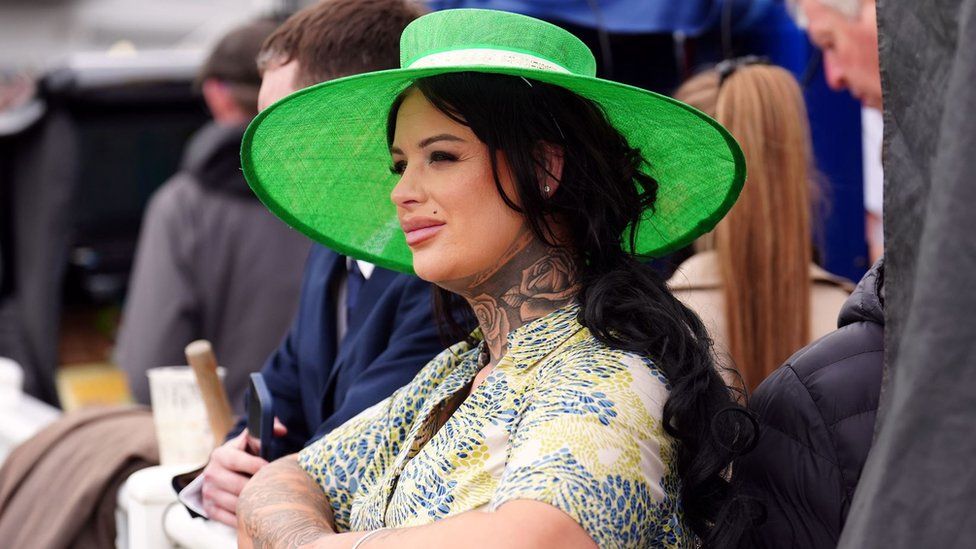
[115,122,310,411]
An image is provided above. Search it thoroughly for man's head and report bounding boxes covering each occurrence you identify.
[198,19,278,123]
[256,0,426,111]
[791,0,881,109]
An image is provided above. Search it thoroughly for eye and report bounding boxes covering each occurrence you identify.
[389,160,407,175]
[428,151,458,164]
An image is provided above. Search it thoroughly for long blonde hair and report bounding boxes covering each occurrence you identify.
[675,64,816,390]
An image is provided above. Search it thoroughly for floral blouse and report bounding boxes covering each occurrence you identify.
[299,303,689,548]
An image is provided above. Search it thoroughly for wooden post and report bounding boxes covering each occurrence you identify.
[184,340,234,446]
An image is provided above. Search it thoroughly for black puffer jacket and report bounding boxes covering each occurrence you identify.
[736,259,885,549]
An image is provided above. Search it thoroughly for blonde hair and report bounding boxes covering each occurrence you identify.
[675,65,817,391]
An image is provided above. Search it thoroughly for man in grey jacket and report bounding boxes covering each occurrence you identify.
[115,19,311,410]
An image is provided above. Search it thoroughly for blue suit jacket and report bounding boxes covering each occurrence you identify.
[230,244,444,459]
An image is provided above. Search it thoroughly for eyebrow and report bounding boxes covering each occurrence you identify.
[390,133,465,155]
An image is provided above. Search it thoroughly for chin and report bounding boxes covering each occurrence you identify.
[411,249,479,288]
[410,252,454,284]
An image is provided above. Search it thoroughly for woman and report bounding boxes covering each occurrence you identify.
[670,61,853,391]
[237,9,757,549]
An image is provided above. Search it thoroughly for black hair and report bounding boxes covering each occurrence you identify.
[386,73,760,548]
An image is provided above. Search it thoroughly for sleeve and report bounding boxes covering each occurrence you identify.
[490,352,681,548]
[297,379,415,532]
[307,275,444,441]
[298,344,458,533]
[249,302,312,453]
[233,246,324,452]
[115,180,199,405]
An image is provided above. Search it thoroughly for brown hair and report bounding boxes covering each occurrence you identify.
[675,65,817,391]
[258,0,427,88]
[198,18,279,115]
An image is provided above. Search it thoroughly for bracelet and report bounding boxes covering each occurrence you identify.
[351,528,389,549]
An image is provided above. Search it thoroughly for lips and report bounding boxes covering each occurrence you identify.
[400,217,445,246]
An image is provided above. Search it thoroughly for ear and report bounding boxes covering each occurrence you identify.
[537,142,565,197]
[202,78,247,123]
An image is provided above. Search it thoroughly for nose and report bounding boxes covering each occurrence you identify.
[390,165,424,210]
[822,51,848,92]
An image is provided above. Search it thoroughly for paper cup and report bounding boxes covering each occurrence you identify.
[147,366,226,466]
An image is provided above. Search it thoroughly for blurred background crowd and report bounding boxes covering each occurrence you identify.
[0,0,880,411]
[1,0,975,547]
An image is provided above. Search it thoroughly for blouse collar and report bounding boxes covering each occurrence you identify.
[463,301,583,371]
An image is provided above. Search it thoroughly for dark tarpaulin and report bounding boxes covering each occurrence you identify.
[839,0,976,546]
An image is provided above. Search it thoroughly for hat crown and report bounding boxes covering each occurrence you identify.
[400,9,597,77]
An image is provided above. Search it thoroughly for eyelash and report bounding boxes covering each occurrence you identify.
[389,151,458,175]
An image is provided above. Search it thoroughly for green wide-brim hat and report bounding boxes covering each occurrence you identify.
[242,8,745,274]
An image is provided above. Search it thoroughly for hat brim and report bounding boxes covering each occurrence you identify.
[242,65,745,274]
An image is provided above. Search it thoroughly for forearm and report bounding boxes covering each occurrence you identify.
[237,454,336,548]
[318,500,594,549]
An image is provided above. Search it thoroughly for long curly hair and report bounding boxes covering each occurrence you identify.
[387,72,760,548]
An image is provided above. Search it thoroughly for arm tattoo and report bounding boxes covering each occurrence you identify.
[238,456,336,549]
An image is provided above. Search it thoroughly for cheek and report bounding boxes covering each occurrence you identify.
[417,164,526,280]
[449,168,522,245]
[460,185,525,266]
[853,30,880,73]
[465,161,522,227]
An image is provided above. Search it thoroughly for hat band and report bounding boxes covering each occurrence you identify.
[407,48,571,74]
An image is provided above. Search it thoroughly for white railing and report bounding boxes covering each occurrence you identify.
[0,357,61,464]
[116,465,237,549]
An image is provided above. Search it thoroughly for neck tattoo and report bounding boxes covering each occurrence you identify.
[456,227,578,365]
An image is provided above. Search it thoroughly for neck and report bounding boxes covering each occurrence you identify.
[454,228,578,364]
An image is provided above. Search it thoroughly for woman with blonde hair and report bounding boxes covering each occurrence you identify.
[670,59,853,391]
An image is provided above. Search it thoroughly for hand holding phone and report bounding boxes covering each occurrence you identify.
[247,373,274,460]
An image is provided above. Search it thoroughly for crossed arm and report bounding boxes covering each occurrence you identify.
[237,454,334,548]
[237,454,597,549]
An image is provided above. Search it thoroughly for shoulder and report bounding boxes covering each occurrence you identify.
[144,174,200,220]
[306,243,338,261]
[391,272,435,309]
[667,251,721,291]
[751,321,883,468]
[810,274,854,317]
[365,265,432,305]
[774,321,883,400]
[810,264,856,293]
[302,245,340,275]
[533,330,671,418]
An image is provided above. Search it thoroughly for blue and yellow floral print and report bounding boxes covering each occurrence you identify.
[299,303,688,548]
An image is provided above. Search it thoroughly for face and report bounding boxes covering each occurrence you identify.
[390,90,528,289]
[257,59,302,111]
[800,0,882,109]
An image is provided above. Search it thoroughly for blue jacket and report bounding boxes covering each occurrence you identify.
[230,244,444,459]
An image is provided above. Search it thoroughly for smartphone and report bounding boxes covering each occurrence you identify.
[247,372,274,460]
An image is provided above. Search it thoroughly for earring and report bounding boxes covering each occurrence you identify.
[544,185,551,195]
